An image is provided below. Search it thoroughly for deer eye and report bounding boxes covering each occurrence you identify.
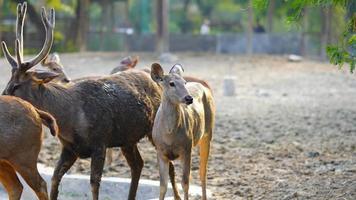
[169,82,175,87]
[13,84,21,90]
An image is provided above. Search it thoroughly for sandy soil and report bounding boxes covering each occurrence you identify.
[0,53,355,200]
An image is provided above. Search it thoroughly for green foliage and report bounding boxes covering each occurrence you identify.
[254,0,355,73]
[327,15,356,72]
[46,0,74,15]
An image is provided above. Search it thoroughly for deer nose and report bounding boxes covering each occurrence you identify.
[63,78,71,83]
[184,95,193,105]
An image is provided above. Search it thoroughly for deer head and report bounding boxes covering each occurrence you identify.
[2,2,56,96]
[41,53,71,83]
[151,63,193,105]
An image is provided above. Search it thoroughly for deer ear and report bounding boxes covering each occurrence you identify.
[49,52,61,63]
[130,56,139,68]
[32,70,59,83]
[151,63,164,82]
[169,64,184,76]
[41,53,60,66]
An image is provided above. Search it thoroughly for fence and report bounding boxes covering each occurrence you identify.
[1,31,322,56]
[87,32,322,56]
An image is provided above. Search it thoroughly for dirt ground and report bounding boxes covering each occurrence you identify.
[0,53,355,200]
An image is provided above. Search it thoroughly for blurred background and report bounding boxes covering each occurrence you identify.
[0,1,356,199]
[0,0,354,60]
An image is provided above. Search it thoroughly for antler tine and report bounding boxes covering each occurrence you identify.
[23,7,55,71]
[15,39,23,65]
[16,2,27,60]
[1,41,18,69]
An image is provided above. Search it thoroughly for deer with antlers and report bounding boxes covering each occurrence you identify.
[1,2,167,200]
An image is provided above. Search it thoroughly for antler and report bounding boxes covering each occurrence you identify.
[24,7,55,71]
[1,2,26,69]
[1,2,55,72]
[16,2,26,63]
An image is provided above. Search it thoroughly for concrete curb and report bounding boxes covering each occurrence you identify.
[0,164,211,200]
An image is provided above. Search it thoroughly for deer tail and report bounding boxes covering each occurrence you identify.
[36,108,58,136]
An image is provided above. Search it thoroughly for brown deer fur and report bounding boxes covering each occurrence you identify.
[1,3,162,200]
[0,95,58,200]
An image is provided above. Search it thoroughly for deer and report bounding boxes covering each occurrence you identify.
[40,53,212,170]
[41,54,139,85]
[1,2,168,200]
[40,52,71,83]
[150,63,215,200]
[0,95,58,200]
[40,54,140,165]
[110,55,139,74]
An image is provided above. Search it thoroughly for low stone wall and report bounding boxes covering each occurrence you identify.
[0,164,210,200]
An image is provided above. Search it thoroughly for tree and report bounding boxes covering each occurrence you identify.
[156,0,169,53]
[267,0,275,32]
[77,0,90,51]
[320,5,332,60]
[300,8,309,56]
[180,0,191,33]
[65,0,90,51]
[247,0,253,55]
[0,0,3,44]
[255,0,355,73]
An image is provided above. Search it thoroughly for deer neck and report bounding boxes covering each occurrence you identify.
[159,95,185,135]
[28,83,75,118]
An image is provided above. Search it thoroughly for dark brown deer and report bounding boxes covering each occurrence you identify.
[151,64,215,200]
[0,95,58,200]
[40,54,139,165]
[1,3,163,200]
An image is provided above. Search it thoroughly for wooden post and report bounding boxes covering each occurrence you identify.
[156,0,169,54]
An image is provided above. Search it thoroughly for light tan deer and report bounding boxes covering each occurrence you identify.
[0,95,58,200]
[40,52,71,83]
[150,63,215,200]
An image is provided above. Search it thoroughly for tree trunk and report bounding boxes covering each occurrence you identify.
[77,0,90,52]
[320,6,331,60]
[100,0,111,50]
[181,0,191,33]
[0,0,3,43]
[300,8,309,56]
[156,0,169,53]
[246,0,253,55]
[267,0,275,32]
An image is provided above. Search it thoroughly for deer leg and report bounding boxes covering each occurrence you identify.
[169,161,181,200]
[181,153,192,200]
[157,154,169,200]
[50,148,77,200]
[199,136,211,200]
[12,162,48,200]
[105,149,113,166]
[90,147,106,200]
[121,144,144,200]
[0,161,23,200]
